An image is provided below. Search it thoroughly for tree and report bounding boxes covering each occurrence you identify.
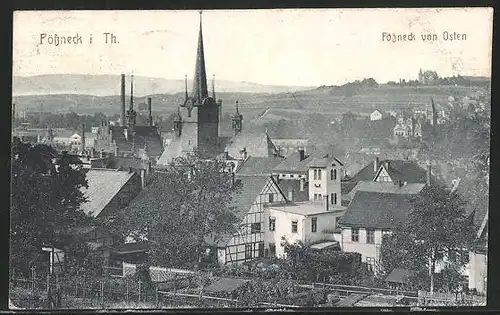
[10,138,94,276]
[116,151,241,267]
[380,184,475,293]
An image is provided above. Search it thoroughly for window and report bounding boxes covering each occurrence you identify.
[290,174,294,178]
[333,193,337,204]
[245,244,252,260]
[313,169,317,180]
[335,217,340,227]
[351,228,359,242]
[269,243,276,257]
[318,169,322,180]
[258,243,265,257]
[366,257,375,272]
[251,223,261,234]
[268,193,274,203]
[314,193,318,200]
[367,229,375,244]
[331,169,337,180]
[299,179,305,191]
[288,190,293,201]
[311,217,317,233]
[269,217,276,231]
[291,220,298,233]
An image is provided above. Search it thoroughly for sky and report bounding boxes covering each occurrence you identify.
[12,8,493,87]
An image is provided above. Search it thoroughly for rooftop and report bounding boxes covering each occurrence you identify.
[236,156,284,176]
[267,201,345,216]
[339,191,417,229]
[80,168,136,217]
[348,181,426,197]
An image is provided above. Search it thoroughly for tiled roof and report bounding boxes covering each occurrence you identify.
[273,151,314,173]
[342,159,435,195]
[236,156,284,176]
[268,201,345,216]
[339,191,416,229]
[385,268,416,284]
[80,169,135,217]
[204,278,249,293]
[230,175,270,219]
[109,126,164,157]
[225,131,279,158]
[307,154,344,168]
[378,160,429,184]
[347,181,425,199]
[112,241,152,254]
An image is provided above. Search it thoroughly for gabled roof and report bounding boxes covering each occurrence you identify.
[374,160,429,184]
[225,131,280,159]
[347,181,425,198]
[109,125,163,157]
[273,151,314,173]
[307,154,344,168]
[230,175,273,220]
[339,191,416,229]
[80,169,136,217]
[236,156,284,176]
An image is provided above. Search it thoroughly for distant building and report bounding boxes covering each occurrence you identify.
[418,69,439,85]
[370,110,384,121]
[393,114,422,139]
[94,75,163,162]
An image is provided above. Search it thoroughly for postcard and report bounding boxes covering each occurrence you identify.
[10,8,492,309]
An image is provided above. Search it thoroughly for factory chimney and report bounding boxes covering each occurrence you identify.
[121,74,126,126]
[81,124,86,155]
[147,97,153,127]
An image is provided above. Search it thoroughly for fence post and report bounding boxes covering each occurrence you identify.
[126,280,129,303]
[138,280,141,304]
[155,286,159,307]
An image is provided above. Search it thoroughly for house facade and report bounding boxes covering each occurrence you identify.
[214,175,288,265]
[308,154,343,206]
[370,110,384,121]
[264,201,345,258]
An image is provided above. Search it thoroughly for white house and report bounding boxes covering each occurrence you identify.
[370,110,384,121]
[264,201,345,258]
[308,154,343,207]
[70,133,82,145]
[339,184,426,273]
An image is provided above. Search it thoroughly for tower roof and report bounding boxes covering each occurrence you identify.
[192,11,208,105]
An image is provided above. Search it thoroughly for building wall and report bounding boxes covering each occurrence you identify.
[265,209,344,258]
[265,209,305,258]
[308,164,342,206]
[370,111,383,121]
[223,178,286,265]
[341,227,386,271]
[468,251,487,294]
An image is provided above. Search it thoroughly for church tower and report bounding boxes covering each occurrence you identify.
[179,11,220,155]
[231,100,243,135]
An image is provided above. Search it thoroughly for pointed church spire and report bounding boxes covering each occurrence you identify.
[192,11,208,104]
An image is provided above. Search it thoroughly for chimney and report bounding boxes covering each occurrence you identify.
[224,151,229,160]
[100,150,104,158]
[121,74,126,126]
[427,163,432,186]
[231,172,235,187]
[81,124,86,155]
[147,97,153,127]
[129,167,133,174]
[374,157,379,172]
[298,148,305,161]
[325,194,329,211]
[385,161,390,169]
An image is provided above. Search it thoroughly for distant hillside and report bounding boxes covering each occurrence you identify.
[12,74,314,96]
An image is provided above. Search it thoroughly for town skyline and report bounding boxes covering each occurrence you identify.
[13,8,492,87]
